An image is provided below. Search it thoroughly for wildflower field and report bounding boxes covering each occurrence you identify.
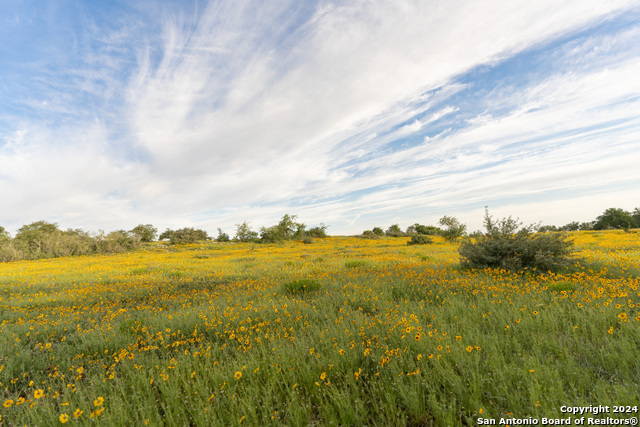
[1,231,639,426]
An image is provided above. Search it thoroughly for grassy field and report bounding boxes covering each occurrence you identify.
[0,231,639,426]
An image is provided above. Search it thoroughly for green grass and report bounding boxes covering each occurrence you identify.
[0,235,639,425]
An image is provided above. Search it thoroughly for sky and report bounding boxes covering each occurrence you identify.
[1,0,640,236]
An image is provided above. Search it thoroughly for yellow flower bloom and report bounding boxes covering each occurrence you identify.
[3,399,13,408]
[34,389,44,399]
[234,371,242,380]
[74,408,83,418]
[90,407,105,418]
[59,413,70,423]
[93,396,104,407]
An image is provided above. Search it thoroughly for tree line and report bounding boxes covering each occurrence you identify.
[361,206,640,243]
[1,207,636,263]
[0,215,328,262]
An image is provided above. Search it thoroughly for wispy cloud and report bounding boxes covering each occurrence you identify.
[1,0,639,234]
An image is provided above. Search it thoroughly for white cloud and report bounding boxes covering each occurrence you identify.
[1,0,639,235]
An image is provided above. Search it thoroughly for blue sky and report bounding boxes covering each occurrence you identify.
[1,0,639,236]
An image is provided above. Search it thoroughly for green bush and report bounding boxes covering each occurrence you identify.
[372,227,384,236]
[306,224,328,238]
[458,209,574,273]
[359,230,380,239]
[407,234,434,245]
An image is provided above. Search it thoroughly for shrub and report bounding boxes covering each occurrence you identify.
[458,208,574,273]
[359,230,380,239]
[407,234,434,245]
[306,224,328,238]
[302,235,313,244]
[372,227,384,236]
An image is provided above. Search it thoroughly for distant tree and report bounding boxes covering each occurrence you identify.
[216,228,230,242]
[372,227,384,236]
[13,221,61,257]
[558,221,580,232]
[632,208,640,229]
[259,225,284,243]
[130,224,157,242]
[306,224,328,238]
[260,214,307,243]
[94,230,140,253]
[439,216,467,242]
[158,228,208,244]
[159,229,175,241]
[0,226,9,239]
[235,222,259,242]
[385,224,405,237]
[537,225,558,233]
[407,223,442,236]
[593,208,636,230]
[579,221,595,231]
[171,228,210,244]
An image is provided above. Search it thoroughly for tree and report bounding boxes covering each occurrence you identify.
[159,229,175,241]
[385,224,405,237]
[406,223,442,236]
[593,208,636,230]
[171,228,210,244]
[235,222,259,242]
[216,228,230,242]
[159,228,209,244]
[372,227,384,236]
[632,208,640,229]
[14,221,61,257]
[439,216,467,241]
[131,224,157,242]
